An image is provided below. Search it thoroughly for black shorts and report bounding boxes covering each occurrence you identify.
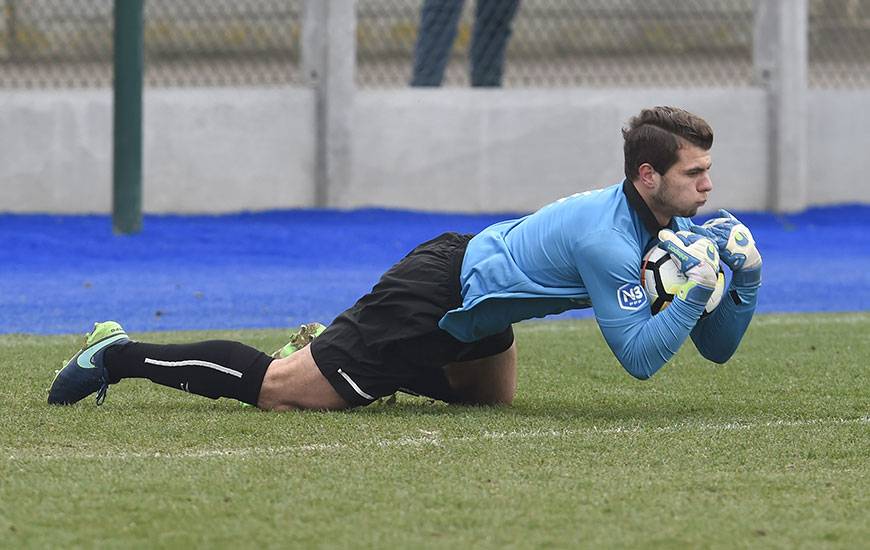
[310,232,514,407]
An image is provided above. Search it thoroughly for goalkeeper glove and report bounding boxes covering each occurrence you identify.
[658,229,720,305]
[692,209,762,272]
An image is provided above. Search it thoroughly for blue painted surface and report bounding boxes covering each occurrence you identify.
[1,206,868,334]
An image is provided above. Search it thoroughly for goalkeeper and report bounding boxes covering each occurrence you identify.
[49,106,762,411]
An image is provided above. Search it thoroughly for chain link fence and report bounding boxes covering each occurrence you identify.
[0,0,867,89]
[810,0,870,87]
[0,0,303,87]
[358,0,756,88]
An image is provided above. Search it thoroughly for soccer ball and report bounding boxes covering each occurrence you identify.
[641,247,725,317]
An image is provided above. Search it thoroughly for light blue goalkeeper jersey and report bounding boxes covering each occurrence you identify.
[439,181,762,380]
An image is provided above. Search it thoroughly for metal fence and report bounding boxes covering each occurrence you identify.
[0,0,868,89]
[0,0,304,87]
[810,0,870,88]
[358,0,756,88]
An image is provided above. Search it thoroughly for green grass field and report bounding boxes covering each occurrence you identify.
[1,313,868,549]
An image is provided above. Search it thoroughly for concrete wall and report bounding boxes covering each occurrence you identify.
[346,88,768,214]
[807,90,870,206]
[145,88,315,213]
[0,87,315,213]
[0,86,868,214]
[1,89,112,213]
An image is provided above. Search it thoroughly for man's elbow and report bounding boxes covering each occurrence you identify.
[701,347,736,365]
[614,349,666,380]
[622,362,655,380]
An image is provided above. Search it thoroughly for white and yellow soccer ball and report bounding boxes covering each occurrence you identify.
[641,247,725,317]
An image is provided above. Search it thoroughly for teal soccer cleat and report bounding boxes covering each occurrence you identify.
[48,321,130,405]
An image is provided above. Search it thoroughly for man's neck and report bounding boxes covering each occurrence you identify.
[622,179,671,234]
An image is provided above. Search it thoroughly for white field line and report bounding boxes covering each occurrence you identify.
[5,416,868,461]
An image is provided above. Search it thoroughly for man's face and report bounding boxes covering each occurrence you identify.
[650,143,713,220]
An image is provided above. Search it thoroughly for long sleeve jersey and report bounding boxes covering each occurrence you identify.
[439,180,762,379]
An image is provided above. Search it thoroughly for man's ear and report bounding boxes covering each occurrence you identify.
[637,163,659,189]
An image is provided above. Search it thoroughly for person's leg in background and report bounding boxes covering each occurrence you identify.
[410,0,466,86]
[470,0,521,87]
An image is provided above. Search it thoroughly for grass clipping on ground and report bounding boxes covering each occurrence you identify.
[1,313,868,548]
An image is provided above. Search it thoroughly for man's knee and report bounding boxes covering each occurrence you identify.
[446,342,517,406]
[257,346,349,411]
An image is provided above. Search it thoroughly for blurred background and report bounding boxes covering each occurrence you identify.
[1,0,868,217]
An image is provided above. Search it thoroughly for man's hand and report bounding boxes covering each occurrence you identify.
[692,209,762,272]
[657,229,720,297]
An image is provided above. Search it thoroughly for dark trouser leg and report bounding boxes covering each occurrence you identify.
[470,0,520,86]
[411,0,465,86]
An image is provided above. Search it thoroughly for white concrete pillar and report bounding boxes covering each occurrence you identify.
[753,0,809,212]
[302,0,356,207]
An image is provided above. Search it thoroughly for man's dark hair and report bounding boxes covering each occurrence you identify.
[622,106,713,181]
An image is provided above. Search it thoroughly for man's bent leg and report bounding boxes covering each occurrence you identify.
[445,342,517,405]
[257,345,349,411]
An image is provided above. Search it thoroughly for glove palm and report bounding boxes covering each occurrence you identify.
[693,209,762,272]
[657,230,720,301]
